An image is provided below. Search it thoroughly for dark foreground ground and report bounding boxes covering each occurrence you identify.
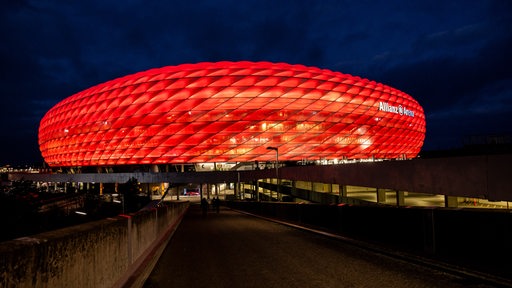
[144,204,508,288]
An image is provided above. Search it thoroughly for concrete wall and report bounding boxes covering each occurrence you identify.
[0,201,189,288]
[278,154,512,201]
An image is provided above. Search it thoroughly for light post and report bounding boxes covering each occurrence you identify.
[266,146,279,201]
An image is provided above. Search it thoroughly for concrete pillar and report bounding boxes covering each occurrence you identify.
[339,185,348,198]
[377,188,386,204]
[396,190,405,206]
[256,181,260,201]
[268,178,273,201]
[445,196,458,208]
[237,172,241,200]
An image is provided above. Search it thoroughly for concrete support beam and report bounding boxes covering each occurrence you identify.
[256,181,260,201]
[445,196,459,208]
[396,190,405,206]
[339,185,348,198]
[377,188,386,204]
[234,181,238,200]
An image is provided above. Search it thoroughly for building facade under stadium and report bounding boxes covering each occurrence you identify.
[38,61,426,169]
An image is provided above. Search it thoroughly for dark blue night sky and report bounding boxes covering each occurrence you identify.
[1,0,511,166]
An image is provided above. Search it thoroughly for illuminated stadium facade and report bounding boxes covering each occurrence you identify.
[39,61,426,167]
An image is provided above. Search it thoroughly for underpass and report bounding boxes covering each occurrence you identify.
[143,204,507,288]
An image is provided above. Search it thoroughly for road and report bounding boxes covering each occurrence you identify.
[143,204,505,288]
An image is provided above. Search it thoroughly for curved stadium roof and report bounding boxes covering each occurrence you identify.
[39,61,426,167]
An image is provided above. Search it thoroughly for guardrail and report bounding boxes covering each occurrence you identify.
[0,201,189,288]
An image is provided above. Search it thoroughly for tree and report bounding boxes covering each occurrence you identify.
[120,177,140,213]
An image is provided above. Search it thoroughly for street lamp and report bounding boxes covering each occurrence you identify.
[266,146,279,201]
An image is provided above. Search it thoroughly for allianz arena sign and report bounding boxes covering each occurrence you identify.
[38,61,426,167]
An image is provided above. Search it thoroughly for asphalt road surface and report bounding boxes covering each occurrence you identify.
[143,204,505,288]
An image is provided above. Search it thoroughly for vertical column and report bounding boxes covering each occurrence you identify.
[268,178,273,201]
[236,172,240,200]
[396,190,405,206]
[256,180,260,201]
[444,196,459,208]
[339,185,347,198]
[150,164,160,199]
[377,188,386,204]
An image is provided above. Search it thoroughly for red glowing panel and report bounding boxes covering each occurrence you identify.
[39,61,426,167]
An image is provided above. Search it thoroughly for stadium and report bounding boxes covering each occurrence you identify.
[38,61,426,168]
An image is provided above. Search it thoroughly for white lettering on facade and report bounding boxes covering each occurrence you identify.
[378,102,414,117]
